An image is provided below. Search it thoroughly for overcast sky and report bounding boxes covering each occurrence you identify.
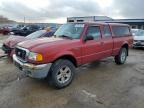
[0,0,143,23]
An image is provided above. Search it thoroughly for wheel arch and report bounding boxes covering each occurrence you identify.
[53,54,78,67]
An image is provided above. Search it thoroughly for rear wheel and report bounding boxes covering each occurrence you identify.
[48,59,75,89]
[115,47,127,65]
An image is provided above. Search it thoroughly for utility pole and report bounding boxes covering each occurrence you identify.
[24,16,25,24]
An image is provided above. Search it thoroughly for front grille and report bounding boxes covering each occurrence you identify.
[15,47,27,60]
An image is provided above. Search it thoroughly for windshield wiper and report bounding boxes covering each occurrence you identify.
[59,35,72,39]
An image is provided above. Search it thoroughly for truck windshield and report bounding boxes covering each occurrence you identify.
[54,23,84,39]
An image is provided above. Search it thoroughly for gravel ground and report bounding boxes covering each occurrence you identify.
[0,34,144,108]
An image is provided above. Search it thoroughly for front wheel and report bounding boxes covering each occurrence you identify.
[115,48,127,65]
[48,59,75,89]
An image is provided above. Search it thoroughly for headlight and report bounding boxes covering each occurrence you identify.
[28,52,43,61]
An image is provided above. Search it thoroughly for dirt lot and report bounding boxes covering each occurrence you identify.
[0,34,144,108]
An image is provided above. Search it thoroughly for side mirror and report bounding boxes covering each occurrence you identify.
[84,36,94,41]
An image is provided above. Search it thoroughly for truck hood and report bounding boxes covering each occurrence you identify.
[4,36,26,48]
[18,37,72,50]
[134,36,144,41]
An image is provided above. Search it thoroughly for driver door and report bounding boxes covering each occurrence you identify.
[82,25,103,64]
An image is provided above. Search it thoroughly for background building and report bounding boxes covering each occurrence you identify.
[67,16,113,22]
[67,16,144,29]
[0,16,15,24]
[107,19,144,29]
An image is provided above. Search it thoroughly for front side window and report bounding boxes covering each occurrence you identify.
[112,26,130,36]
[54,23,84,39]
[103,25,111,37]
[86,26,101,40]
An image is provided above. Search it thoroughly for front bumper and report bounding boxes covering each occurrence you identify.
[13,54,52,79]
[133,41,144,47]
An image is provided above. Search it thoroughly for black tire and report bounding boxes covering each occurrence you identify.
[115,47,127,65]
[48,59,75,89]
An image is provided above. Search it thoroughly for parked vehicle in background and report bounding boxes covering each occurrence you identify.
[132,29,144,48]
[13,22,133,89]
[0,26,11,35]
[10,24,25,32]
[11,25,41,36]
[2,29,56,56]
[0,24,25,35]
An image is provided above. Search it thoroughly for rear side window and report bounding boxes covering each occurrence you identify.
[103,25,111,37]
[112,26,130,36]
[87,26,101,40]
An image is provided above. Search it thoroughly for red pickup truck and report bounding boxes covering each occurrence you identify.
[13,22,133,89]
